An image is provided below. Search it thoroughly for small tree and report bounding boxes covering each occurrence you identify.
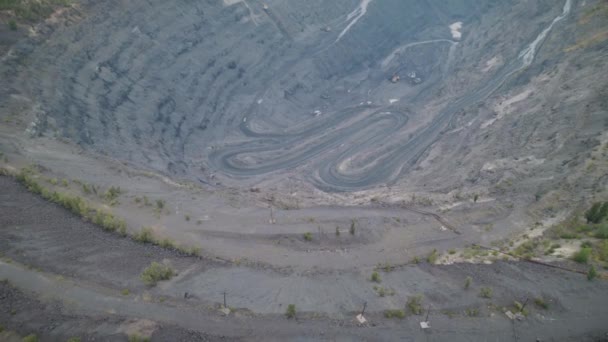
[286,304,296,319]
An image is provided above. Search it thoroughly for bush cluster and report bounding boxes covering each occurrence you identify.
[384,309,405,319]
[585,202,608,224]
[407,295,423,315]
[140,262,174,286]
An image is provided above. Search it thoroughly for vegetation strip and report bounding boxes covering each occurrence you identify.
[0,167,201,257]
[472,244,591,276]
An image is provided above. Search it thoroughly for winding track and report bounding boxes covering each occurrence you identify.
[209,0,572,192]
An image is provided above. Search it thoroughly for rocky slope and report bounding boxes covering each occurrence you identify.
[4,0,605,199]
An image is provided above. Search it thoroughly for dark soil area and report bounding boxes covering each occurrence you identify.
[0,279,231,341]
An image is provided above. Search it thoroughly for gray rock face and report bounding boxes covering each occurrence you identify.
[7,0,607,195]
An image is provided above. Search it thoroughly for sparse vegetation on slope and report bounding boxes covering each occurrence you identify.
[0,0,74,21]
[9,167,201,256]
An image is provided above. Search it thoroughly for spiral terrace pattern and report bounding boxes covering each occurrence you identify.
[16,0,568,191]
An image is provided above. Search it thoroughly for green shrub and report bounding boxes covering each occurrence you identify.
[586,202,608,224]
[513,301,527,315]
[93,210,125,232]
[587,265,598,281]
[595,223,608,239]
[0,167,12,176]
[178,246,201,257]
[67,338,81,342]
[286,304,296,319]
[22,334,38,342]
[407,295,423,315]
[465,307,479,317]
[599,240,608,262]
[156,199,165,210]
[105,186,121,199]
[134,227,155,243]
[534,297,548,309]
[350,220,356,235]
[370,271,381,283]
[121,289,130,296]
[384,309,405,319]
[140,262,174,286]
[513,240,539,258]
[81,183,91,194]
[303,232,313,241]
[572,247,592,264]
[427,249,438,264]
[561,232,580,239]
[118,223,127,237]
[158,238,176,249]
[8,19,17,30]
[479,287,493,298]
[575,224,593,233]
[128,335,150,342]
